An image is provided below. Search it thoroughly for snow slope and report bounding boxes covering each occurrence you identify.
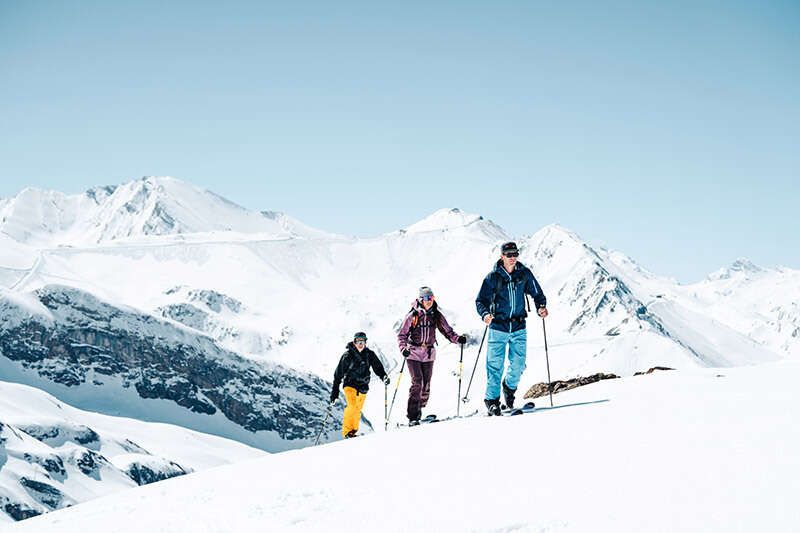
[0,380,264,524]
[11,361,800,532]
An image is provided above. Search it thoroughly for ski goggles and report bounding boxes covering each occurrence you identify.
[503,251,519,258]
[420,295,434,301]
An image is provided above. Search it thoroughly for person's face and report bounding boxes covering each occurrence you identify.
[502,251,518,269]
[354,339,366,352]
[420,295,434,310]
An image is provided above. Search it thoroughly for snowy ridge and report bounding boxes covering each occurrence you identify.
[0,177,334,247]
[401,207,508,241]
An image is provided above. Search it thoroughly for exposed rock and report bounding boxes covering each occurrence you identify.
[125,460,188,486]
[19,477,64,509]
[634,366,674,376]
[18,423,99,448]
[1,497,40,521]
[523,373,619,399]
[22,452,67,477]
[0,285,334,445]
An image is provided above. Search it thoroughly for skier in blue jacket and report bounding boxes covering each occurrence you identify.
[475,241,548,415]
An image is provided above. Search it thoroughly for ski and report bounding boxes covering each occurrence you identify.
[396,410,479,428]
[507,401,536,416]
[488,401,536,417]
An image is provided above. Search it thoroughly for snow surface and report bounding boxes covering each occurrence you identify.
[11,361,800,532]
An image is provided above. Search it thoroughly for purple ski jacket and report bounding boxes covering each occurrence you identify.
[396,300,460,362]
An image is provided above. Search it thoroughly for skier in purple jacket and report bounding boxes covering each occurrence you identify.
[397,286,467,425]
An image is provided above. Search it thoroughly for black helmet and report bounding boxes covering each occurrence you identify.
[353,331,368,342]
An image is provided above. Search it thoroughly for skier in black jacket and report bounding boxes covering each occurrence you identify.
[331,332,389,438]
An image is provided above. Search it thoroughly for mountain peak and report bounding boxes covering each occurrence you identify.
[525,223,587,256]
[402,208,508,241]
[707,258,765,281]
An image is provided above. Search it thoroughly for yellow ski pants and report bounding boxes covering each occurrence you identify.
[342,386,367,437]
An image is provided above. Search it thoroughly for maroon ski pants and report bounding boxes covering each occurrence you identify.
[406,359,434,421]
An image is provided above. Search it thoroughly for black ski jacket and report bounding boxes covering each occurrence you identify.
[331,343,387,400]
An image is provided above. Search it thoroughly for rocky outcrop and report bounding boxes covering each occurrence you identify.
[125,460,188,486]
[0,285,336,446]
[634,366,674,376]
[523,373,619,399]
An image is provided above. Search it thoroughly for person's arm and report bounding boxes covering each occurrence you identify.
[526,269,547,316]
[331,355,345,401]
[396,312,414,353]
[436,312,461,344]
[369,351,388,381]
[475,274,495,322]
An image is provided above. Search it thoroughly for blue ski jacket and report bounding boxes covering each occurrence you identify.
[475,260,547,333]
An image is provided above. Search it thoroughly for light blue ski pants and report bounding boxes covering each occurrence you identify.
[485,327,527,400]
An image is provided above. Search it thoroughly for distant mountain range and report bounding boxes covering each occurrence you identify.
[1,175,798,522]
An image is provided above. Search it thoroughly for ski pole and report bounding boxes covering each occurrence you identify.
[384,382,388,431]
[457,342,464,416]
[387,358,405,423]
[314,405,332,445]
[542,317,553,407]
[462,325,488,403]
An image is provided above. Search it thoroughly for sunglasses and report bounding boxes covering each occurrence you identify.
[503,252,519,258]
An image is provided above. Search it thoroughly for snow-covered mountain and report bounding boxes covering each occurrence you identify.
[1,176,797,447]
[0,379,263,524]
[1,176,797,526]
[0,176,334,247]
[0,285,339,452]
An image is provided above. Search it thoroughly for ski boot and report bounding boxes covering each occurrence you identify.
[408,419,421,427]
[344,429,358,439]
[484,398,502,416]
[502,379,516,410]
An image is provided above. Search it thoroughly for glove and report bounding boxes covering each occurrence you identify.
[402,349,411,358]
[382,375,390,386]
[457,334,467,344]
[330,391,338,404]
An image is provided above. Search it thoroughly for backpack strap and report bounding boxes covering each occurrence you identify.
[410,308,419,330]
[490,271,504,315]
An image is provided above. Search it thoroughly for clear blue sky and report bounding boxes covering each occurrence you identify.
[1,1,798,282]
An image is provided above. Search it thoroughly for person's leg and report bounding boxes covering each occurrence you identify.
[350,390,367,434]
[342,386,359,437]
[420,360,434,409]
[504,328,528,391]
[406,359,424,421]
[485,329,509,401]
